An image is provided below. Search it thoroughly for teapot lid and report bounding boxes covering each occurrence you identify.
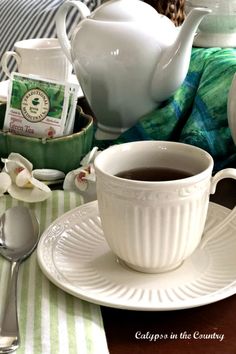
[90,0,158,22]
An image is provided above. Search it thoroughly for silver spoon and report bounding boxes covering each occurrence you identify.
[0,206,39,353]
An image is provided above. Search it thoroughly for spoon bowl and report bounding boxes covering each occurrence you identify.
[0,206,39,353]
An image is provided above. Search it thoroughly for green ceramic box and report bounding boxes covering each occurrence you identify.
[0,104,94,173]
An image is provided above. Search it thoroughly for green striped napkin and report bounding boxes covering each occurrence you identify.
[0,191,109,354]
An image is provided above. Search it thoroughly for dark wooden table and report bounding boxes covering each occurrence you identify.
[101,179,236,354]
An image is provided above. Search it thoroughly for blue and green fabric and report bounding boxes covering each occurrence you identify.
[95,47,236,171]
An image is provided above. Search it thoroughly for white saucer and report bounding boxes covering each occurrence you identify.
[37,201,236,311]
[193,32,236,48]
[0,80,9,101]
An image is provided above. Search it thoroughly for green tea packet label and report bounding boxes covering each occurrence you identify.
[4,73,79,138]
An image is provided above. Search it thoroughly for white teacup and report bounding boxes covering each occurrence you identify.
[1,38,72,82]
[94,141,236,274]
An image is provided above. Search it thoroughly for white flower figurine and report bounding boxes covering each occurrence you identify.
[1,153,51,202]
[63,147,100,202]
[0,172,11,196]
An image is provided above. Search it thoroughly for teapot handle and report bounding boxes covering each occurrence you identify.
[55,0,90,63]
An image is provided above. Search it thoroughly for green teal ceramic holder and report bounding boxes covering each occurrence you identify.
[0,104,94,173]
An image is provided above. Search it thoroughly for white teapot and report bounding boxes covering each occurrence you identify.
[228,74,236,145]
[56,0,210,139]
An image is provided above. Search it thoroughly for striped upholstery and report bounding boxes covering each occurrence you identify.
[0,0,101,81]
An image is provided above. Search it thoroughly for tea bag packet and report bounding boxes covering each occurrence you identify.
[3,73,79,138]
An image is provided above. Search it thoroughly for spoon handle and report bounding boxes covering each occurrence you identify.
[0,261,20,353]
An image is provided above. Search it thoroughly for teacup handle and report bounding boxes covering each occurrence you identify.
[1,51,21,78]
[200,168,236,248]
[210,168,236,194]
[55,0,90,63]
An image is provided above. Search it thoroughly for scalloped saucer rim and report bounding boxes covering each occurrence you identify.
[37,201,236,311]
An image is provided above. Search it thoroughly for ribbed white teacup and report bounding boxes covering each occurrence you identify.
[94,141,236,273]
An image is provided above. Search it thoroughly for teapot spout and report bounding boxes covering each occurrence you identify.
[151,7,211,103]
